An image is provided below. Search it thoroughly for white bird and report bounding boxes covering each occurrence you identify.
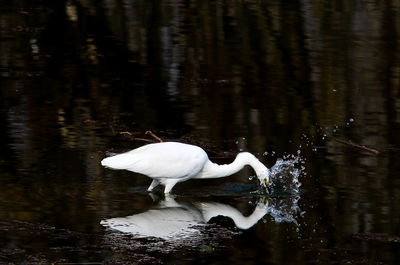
[101,142,270,194]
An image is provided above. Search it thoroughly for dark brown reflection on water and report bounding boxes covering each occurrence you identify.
[1,0,400,264]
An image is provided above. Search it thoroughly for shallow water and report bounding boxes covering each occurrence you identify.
[1,0,400,264]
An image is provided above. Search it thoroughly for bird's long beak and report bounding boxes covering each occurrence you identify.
[262,178,271,194]
[263,178,269,186]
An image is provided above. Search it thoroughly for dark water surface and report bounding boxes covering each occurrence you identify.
[1,0,400,264]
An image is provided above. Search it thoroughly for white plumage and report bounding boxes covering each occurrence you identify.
[101,142,270,193]
[100,196,269,239]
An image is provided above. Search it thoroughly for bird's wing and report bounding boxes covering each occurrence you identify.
[125,142,208,179]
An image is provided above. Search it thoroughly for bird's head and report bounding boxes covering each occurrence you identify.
[254,165,271,191]
[257,169,270,188]
[236,152,271,191]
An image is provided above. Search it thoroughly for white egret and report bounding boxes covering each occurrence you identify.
[101,142,270,193]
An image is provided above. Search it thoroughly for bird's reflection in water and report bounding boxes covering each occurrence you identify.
[101,195,271,240]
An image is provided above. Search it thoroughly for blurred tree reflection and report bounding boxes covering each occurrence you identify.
[0,0,400,263]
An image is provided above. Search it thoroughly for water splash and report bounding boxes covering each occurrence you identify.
[258,153,305,224]
[266,196,301,225]
[269,154,303,195]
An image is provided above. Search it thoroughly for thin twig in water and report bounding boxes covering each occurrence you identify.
[119,131,133,136]
[117,132,155,143]
[145,131,163,142]
[52,262,103,265]
[334,138,379,154]
[133,137,154,143]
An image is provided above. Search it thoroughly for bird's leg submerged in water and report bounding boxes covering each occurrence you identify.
[147,178,180,194]
[148,179,181,193]
[147,179,160,191]
[164,179,180,194]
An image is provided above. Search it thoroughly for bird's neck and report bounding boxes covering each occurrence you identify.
[197,201,268,229]
[196,152,264,179]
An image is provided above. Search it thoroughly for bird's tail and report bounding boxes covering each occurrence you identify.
[101,152,137,170]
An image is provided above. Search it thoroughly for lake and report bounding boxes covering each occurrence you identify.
[0,0,400,264]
